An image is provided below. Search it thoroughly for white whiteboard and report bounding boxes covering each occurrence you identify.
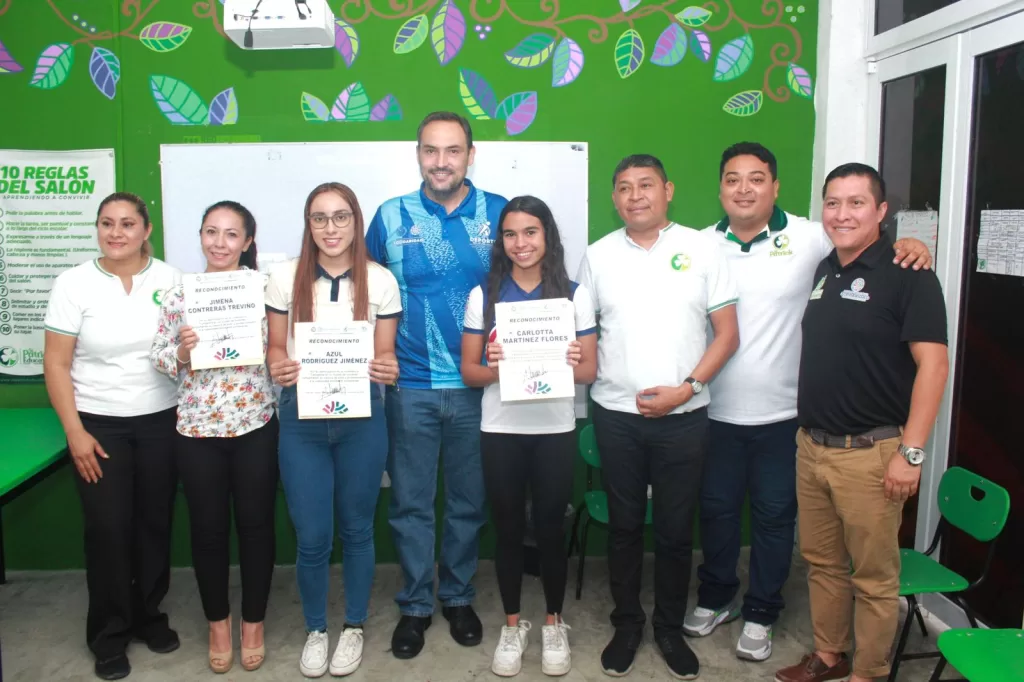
[158,140,591,417]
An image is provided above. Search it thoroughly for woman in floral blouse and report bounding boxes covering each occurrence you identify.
[150,200,277,674]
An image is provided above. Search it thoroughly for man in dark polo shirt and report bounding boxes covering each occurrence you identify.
[774,163,949,682]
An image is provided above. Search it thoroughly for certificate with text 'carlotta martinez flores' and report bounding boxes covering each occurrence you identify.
[294,321,373,419]
[182,269,265,370]
[495,297,575,402]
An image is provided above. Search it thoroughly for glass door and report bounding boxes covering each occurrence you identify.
[867,35,961,552]
[943,12,1024,628]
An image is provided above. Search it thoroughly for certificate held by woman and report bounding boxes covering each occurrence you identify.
[182,268,265,370]
[294,320,373,418]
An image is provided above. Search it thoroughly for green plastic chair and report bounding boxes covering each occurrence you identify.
[927,629,1024,682]
[566,424,652,600]
[887,466,1011,682]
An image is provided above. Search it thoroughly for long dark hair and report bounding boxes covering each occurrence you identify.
[292,183,370,330]
[483,195,571,334]
[201,200,258,270]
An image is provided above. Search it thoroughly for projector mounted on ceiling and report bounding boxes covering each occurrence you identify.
[224,0,335,50]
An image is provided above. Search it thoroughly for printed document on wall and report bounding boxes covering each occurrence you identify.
[896,210,939,261]
[976,210,1024,277]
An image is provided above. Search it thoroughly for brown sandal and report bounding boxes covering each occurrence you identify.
[209,619,233,674]
[240,620,265,671]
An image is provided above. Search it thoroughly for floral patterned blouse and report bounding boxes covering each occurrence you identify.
[150,279,275,438]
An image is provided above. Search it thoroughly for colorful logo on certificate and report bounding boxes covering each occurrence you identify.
[323,401,349,415]
[214,347,240,361]
[524,380,552,395]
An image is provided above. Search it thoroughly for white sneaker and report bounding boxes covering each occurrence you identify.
[682,601,740,637]
[329,627,364,676]
[541,619,572,676]
[300,630,330,678]
[491,621,531,677]
[735,621,772,662]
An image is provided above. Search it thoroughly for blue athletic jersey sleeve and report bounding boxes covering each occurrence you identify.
[373,181,507,389]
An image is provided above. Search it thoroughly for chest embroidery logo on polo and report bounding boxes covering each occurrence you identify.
[670,253,691,271]
[152,289,165,306]
[840,277,871,302]
[395,223,425,246]
[770,233,793,257]
[809,276,825,300]
[469,220,494,246]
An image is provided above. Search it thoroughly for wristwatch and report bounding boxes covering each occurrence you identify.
[898,443,926,466]
[684,377,704,395]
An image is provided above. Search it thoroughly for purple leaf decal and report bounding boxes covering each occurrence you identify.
[786,63,813,98]
[430,0,466,66]
[139,22,193,52]
[88,47,120,100]
[394,14,429,54]
[551,37,584,87]
[458,67,498,119]
[335,19,360,67]
[651,23,687,67]
[495,91,538,136]
[209,87,238,125]
[0,39,24,73]
[331,82,371,121]
[29,43,74,90]
[689,29,712,62]
[370,95,403,121]
[620,0,642,10]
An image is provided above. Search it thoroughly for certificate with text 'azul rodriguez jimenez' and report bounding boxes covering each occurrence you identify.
[182,269,265,370]
[294,321,373,419]
[495,298,575,402]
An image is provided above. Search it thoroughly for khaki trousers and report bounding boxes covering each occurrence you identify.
[796,427,904,679]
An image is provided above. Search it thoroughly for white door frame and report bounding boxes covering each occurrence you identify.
[866,10,1024,628]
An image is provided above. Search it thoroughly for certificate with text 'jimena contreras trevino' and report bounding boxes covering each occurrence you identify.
[182,269,265,370]
[494,298,575,402]
[294,321,373,419]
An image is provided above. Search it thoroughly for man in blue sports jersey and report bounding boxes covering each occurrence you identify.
[366,111,508,660]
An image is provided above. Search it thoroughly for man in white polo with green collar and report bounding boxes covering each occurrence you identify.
[683,142,932,663]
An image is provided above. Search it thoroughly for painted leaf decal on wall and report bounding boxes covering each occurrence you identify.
[394,14,429,54]
[431,0,466,66]
[331,82,371,121]
[651,23,687,67]
[713,34,754,82]
[335,19,359,67]
[300,92,329,122]
[551,37,584,87]
[140,22,193,53]
[370,95,403,121]
[209,87,238,125]
[29,43,74,90]
[494,91,538,136]
[676,6,712,27]
[458,67,498,119]
[614,29,644,79]
[504,33,556,68]
[786,63,813,98]
[150,75,209,125]
[619,0,641,10]
[0,39,24,73]
[723,89,763,117]
[88,47,120,100]
[689,29,711,62]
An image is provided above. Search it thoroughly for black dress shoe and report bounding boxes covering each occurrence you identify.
[391,615,431,659]
[95,653,131,680]
[442,605,482,647]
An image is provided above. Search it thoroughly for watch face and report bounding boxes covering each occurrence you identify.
[692,380,703,393]
[903,447,925,465]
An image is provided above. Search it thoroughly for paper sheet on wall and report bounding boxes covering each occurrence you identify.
[896,210,939,261]
[976,210,1024,276]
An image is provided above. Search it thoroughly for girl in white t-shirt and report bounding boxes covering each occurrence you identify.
[43,192,182,680]
[264,182,401,678]
[461,195,597,678]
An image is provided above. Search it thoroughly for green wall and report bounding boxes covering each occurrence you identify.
[0,0,816,569]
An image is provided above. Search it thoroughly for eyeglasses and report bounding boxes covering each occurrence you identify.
[308,212,354,229]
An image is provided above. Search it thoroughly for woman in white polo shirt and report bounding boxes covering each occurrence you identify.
[43,192,182,681]
[264,182,401,678]
[461,195,598,678]
[149,200,277,674]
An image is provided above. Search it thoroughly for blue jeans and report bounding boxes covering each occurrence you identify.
[696,418,799,626]
[277,386,387,631]
[385,386,486,617]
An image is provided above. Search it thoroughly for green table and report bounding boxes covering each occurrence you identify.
[0,408,68,584]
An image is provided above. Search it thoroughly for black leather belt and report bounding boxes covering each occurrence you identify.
[806,425,901,449]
